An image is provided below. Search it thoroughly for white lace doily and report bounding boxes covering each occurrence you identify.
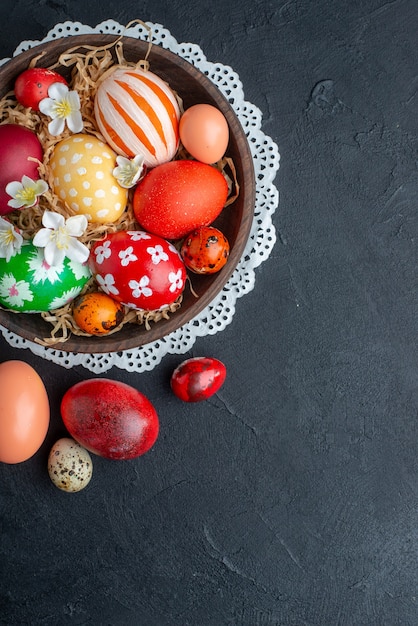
[0,19,280,373]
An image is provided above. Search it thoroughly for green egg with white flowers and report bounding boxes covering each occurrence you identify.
[0,241,91,312]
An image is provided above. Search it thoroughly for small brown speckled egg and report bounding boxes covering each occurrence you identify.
[48,438,93,492]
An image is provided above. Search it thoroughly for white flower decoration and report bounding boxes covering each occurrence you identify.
[94,240,112,265]
[119,246,138,267]
[27,250,63,283]
[32,211,89,267]
[39,83,84,136]
[168,269,184,292]
[6,176,48,209]
[147,244,169,265]
[50,287,84,311]
[0,274,34,308]
[96,273,119,296]
[113,155,145,188]
[130,231,151,241]
[0,217,23,262]
[129,276,153,298]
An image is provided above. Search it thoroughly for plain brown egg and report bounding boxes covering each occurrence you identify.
[0,360,50,464]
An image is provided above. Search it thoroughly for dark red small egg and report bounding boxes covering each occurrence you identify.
[170,356,227,402]
[14,67,68,110]
[180,226,230,274]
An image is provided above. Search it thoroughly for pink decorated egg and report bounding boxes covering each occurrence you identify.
[0,124,43,216]
[94,68,180,168]
[89,230,186,311]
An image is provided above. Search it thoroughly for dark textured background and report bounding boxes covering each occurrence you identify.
[0,1,417,625]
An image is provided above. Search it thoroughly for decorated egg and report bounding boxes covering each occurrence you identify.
[61,378,159,461]
[94,67,180,168]
[133,160,229,240]
[72,291,125,335]
[179,104,229,164]
[89,230,186,311]
[14,67,68,111]
[0,240,91,312]
[49,134,128,224]
[180,226,230,274]
[0,124,43,216]
[170,356,227,402]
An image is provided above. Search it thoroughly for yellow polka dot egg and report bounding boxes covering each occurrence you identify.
[50,133,128,224]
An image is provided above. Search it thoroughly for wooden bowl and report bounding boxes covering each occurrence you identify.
[0,34,255,353]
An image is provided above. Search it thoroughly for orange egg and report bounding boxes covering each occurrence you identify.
[0,360,50,464]
[72,292,125,335]
[179,103,229,164]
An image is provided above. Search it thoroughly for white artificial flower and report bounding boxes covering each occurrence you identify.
[0,217,23,262]
[113,155,145,188]
[6,176,48,209]
[32,211,89,267]
[39,82,84,136]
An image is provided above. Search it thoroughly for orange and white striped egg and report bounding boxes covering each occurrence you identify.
[50,134,128,224]
[94,68,181,168]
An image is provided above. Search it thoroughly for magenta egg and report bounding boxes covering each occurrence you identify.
[0,124,43,215]
[89,230,187,311]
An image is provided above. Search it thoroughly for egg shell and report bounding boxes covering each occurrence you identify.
[179,104,229,164]
[89,230,186,311]
[72,291,125,335]
[14,68,68,111]
[0,360,50,464]
[132,160,229,240]
[61,378,160,461]
[0,240,91,312]
[180,226,230,274]
[48,438,93,492]
[49,134,128,224]
[0,124,43,216]
[170,356,227,402]
[94,67,180,168]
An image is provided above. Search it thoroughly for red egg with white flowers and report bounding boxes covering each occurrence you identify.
[0,124,43,215]
[89,230,187,311]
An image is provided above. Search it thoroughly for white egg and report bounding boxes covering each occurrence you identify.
[48,438,93,492]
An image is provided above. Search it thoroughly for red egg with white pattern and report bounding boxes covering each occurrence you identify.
[89,230,186,311]
[0,124,43,216]
[94,67,180,168]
